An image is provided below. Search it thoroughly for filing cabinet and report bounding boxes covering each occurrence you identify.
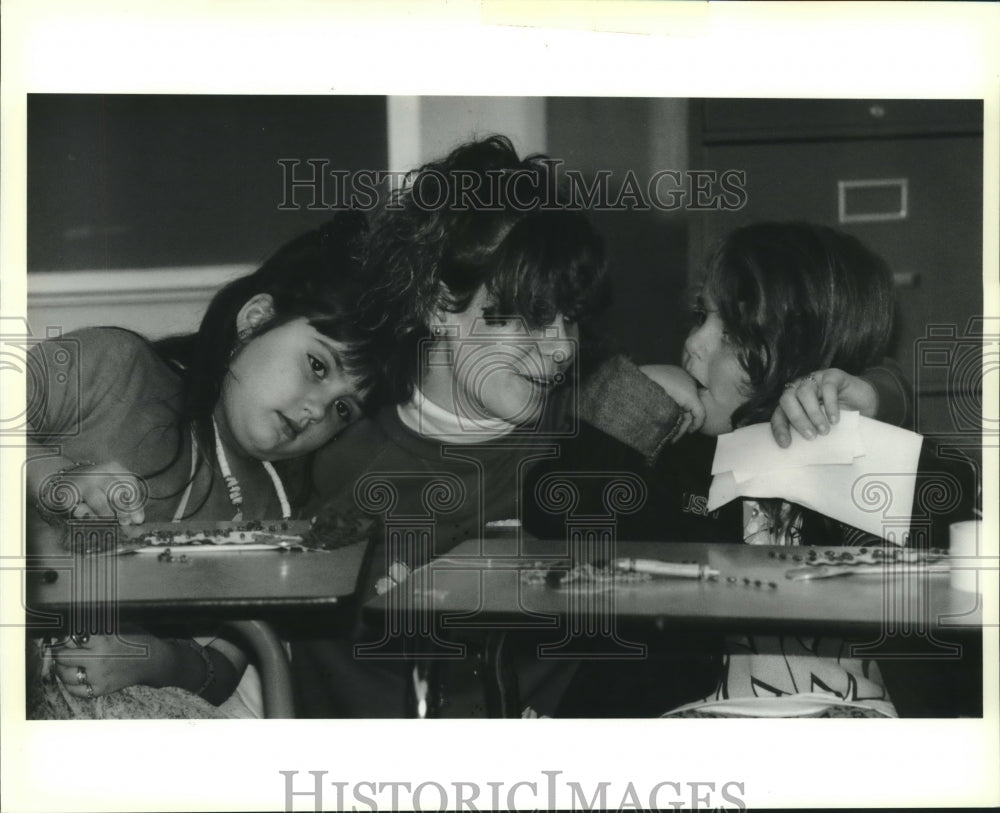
[688,99,985,439]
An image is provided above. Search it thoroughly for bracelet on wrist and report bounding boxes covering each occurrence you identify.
[174,638,216,696]
[57,459,96,476]
[33,459,97,524]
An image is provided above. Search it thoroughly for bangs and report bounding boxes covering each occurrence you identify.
[702,264,757,344]
[483,210,608,327]
[701,221,896,428]
[306,314,379,409]
[702,248,774,391]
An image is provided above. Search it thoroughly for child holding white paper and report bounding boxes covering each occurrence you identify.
[651,222,904,545]
[529,222,912,550]
[536,222,950,717]
[658,223,900,715]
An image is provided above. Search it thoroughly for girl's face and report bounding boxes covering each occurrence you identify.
[219,317,364,460]
[682,293,752,436]
[423,286,578,429]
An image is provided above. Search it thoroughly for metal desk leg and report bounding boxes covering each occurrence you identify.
[482,630,521,718]
[225,620,295,719]
[406,659,443,718]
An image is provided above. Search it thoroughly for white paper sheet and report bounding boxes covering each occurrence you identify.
[707,412,924,543]
[713,409,865,483]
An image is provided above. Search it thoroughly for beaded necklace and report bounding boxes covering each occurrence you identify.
[212,417,291,520]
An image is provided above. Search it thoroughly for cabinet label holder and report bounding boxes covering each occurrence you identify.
[838,178,909,224]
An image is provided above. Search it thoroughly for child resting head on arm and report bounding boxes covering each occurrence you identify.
[26,210,381,716]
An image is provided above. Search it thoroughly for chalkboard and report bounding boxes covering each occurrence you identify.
[28,94,388,271]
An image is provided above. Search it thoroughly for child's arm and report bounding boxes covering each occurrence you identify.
[858,358,911,427]
[576,356,696,465]
[770,359,911,448]
[26,442,146,526]
[636,364,706,437]
[50,629,246,705]
[26,329,149,527]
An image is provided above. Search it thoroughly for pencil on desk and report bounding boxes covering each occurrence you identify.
[614,558,719,580]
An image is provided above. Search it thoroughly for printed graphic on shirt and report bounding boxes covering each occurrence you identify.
[681,490,718,518]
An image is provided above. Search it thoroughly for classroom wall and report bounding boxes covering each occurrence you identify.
[26,95,546,340]
[24,95,678,346]
[26,94,981,424]
[547,97,692,364]
[26,266,251,340]
[25,94,388,339]
[387,96,546,173]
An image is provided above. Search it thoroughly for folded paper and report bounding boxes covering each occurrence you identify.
[714,409,865,483]
[707,412,923,543]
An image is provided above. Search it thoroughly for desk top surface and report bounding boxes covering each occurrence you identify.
[364,538,984,635]
[27,542,366,614]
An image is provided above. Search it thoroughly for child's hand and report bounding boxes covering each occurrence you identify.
[35,460,146,526]
[51,632,173,698]
[639,364,706,441]
[771,368,878,447]
[375,561,411,595]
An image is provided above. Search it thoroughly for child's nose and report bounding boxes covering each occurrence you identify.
[683,327,702,359]
[301,391,333,423]
[685,322,714,359]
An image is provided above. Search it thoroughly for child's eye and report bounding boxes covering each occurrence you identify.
[307,354,328,379]
[334,399,353,422]
[690,307,707,326]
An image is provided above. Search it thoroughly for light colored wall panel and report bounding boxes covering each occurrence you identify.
[26,266,250,340]
[388,95,546,174]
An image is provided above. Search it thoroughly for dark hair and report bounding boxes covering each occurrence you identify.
[151,210,376,507]
[703,221,895,429]
[701,221,895,544]
[358,135,609,402]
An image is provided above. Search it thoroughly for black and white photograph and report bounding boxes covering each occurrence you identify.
[2,3,998,811]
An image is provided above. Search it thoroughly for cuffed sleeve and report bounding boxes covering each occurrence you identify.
[578,355,684,465]
[861,358,911,429]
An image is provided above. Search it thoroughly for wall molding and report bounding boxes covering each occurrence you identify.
[26,265,255,339]
[27,265,254,307]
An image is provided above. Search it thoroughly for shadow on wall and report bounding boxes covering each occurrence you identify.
[545,96,692,367]
[28,94,388,272]
[592,209,690,366]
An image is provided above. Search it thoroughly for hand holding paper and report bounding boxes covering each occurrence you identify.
[707,411,923,542]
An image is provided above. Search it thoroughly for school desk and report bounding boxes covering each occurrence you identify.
[362,537,988,717]
[22,518,367,718]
